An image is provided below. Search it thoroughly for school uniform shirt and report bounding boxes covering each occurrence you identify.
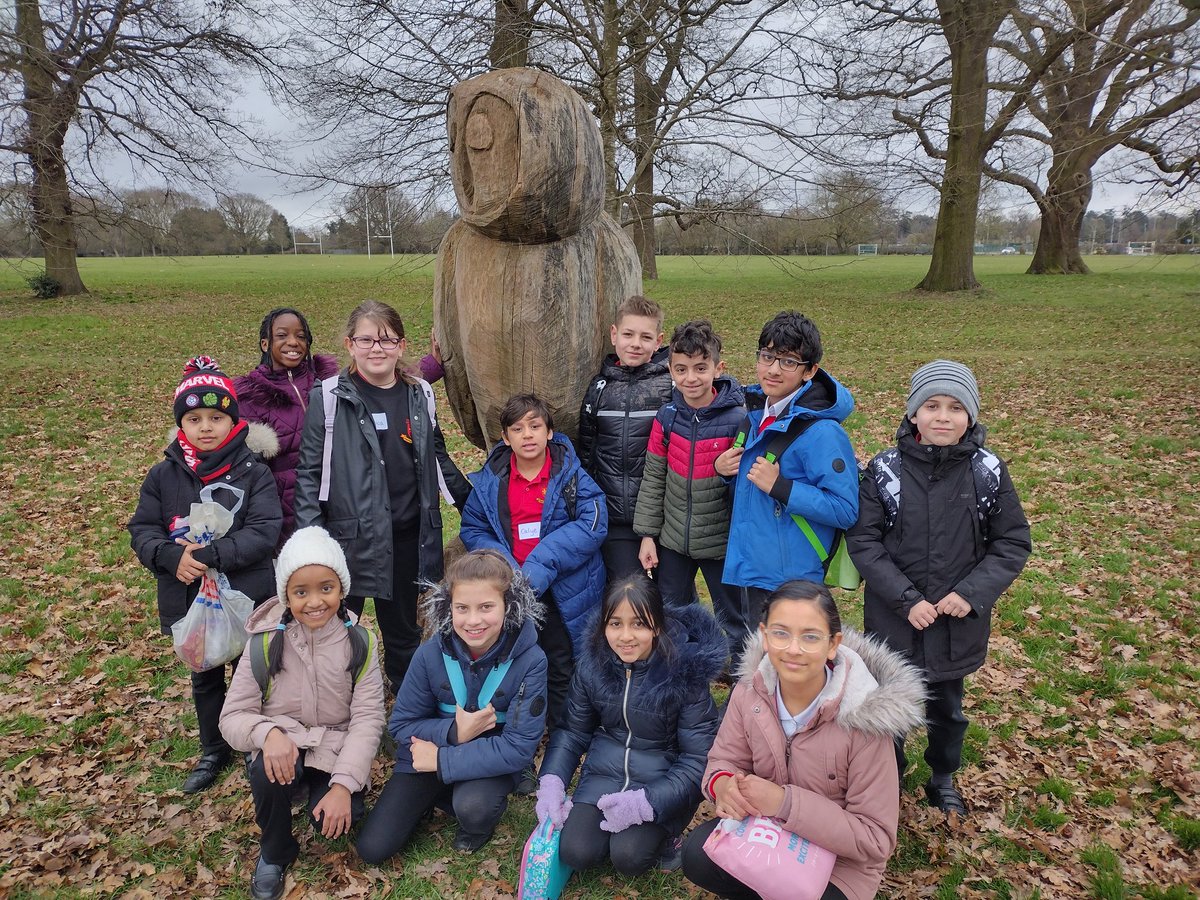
[508,451,552,565]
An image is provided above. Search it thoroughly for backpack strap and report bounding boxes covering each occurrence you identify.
[972,448,1001,525]
[418,378,456,505]
[868,448,902,530]
[250,631,273,702]
[439,652,514,723]
[347,624,375,686]
[659,403,679,450]
[251,623,375,704]
[869,446,999,534]
[562,473,578,520]
[318,375,340,503]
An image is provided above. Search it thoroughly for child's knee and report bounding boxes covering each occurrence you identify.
[452,783,508,834]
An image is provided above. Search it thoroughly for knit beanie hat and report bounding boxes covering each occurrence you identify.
[173,356,239,425]
[275,526,352,601]
[907,359,980,424]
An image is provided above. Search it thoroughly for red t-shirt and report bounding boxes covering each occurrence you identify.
[509,451,552,565]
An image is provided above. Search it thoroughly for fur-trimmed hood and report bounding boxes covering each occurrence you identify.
[737,627,925,738]
[234,354,340,410]
[576,602,727,707]
[420,568,544,641]
[164,421,280,460]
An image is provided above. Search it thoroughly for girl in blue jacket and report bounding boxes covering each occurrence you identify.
[535,574,724,876]
[355,550,548,862]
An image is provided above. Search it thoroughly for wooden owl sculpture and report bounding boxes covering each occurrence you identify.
[434,68,643,449]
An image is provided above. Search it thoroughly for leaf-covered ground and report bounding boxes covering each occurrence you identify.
[0,254,1196,898]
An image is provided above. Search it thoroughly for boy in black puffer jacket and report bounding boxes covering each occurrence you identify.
[577,295,673,581]
[847,360,1031,819]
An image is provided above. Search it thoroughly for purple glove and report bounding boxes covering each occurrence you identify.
[597,789,654,833]
[535,775,572,828]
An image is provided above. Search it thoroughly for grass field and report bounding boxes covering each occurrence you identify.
[1,253,1198,898]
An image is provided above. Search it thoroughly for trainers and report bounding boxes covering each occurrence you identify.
[924,780,968,817]
[657,836,683,872]
[250,855,290,900]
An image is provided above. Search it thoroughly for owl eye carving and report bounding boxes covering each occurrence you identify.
[466,113,494,150]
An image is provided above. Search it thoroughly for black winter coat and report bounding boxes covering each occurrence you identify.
[576,347,674,526]
[128,426,281,633]
[846,419,1031,681]
[293,372,472,600]
[539,603,724,834]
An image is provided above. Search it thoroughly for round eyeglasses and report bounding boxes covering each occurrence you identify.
[756,350,809,372]
[764,629,830,652]
[350,336,402,350]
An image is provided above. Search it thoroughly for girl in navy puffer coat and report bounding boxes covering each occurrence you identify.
[536,574,724,877]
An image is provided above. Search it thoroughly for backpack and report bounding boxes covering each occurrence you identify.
[438,653,514,723]
[866,445,1001,534]
[318,374,455,505]
[249,622,375,703]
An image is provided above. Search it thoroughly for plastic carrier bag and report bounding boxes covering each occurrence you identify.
[169,484,254,672]
[703,815,836,900]
[517,818,573,900]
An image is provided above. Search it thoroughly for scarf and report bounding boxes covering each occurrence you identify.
[177,419,249,483]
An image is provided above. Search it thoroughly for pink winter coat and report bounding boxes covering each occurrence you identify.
[703,629,925,900]
[219,597,386,795]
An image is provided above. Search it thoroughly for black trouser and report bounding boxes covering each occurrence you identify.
[537,590,575,730]
[601,523,644,582]
[346,530,422,696]
[192,662,233,756]
[248,751,366,866]
[658,546,746,670]
[355,769,517,864]
[558,801,668,878]
[681,819,848,900]
[895,676,968,779]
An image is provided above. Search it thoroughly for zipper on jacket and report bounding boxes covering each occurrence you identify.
[620,665,634,790]
[510,680,526,728]
[287,370,307,412]
[684,415,698,555]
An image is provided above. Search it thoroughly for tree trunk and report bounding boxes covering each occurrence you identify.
[629,19,658,279]
[16,0,87,296]
[598,0,621,218]
[490,0,531,69]
[1028,161,1091,274]
[917,1,1008,293]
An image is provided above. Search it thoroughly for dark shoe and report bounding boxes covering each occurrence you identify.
[657,835,683,872]
[250,855,290,900]
[924,780,968,817]
[453,828,493,853]
[514,765,537,796]
[182,750,232,794]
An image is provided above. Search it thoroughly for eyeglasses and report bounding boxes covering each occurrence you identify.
[764,629,830,652]
[756,350,809,372]
[350,336,402,350]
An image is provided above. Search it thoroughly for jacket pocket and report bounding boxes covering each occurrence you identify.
[326,517,359,541]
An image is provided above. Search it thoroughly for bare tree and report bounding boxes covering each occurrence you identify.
[0,1,280,294]
[217,192,276,254]
[988,0,1200,274]
[809,170,890,254]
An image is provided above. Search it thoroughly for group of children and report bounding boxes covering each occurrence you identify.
[129,296,1030,900]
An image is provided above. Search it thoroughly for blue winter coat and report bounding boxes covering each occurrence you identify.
[723,368,859,590]
[388,582,548,783]
[459,433,608,651]
[539,604,724,835]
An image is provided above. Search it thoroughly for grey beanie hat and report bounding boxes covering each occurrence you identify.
[907,359,980,424]
[275,526,352,600]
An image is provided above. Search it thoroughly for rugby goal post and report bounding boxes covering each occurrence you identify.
[857,244,879,256]
[1128,241,1155,255]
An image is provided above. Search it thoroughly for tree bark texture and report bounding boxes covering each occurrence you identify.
[1028,159,1091,275]
[436,69,642,449]
[916,0,1010,293]
[629,17,658,280]
[490,0,532,69]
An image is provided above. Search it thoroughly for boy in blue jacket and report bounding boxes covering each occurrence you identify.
[459,393,608,728]
[715,311,859,612]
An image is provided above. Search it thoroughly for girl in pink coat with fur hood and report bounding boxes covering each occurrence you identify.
[220,527,385,900]
[681,580,924,900]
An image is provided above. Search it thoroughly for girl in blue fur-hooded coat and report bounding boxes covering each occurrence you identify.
[535,574,724,877]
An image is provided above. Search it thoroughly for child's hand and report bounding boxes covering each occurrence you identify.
[262,728,299,784]
[455,704,498,743]
[174,539,207,584]
[410,736,439,772]
[908,599,939,630]
[715,445,744,477]
[712,772,755,820]
[312,783,353,839]
[638,536,658,571]
[737,773,785,818]
[936,592,971,618]
[746,456,780,495]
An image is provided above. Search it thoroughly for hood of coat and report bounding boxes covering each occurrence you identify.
[896,415,988,462]
[234,354,340,410]
[736,627,926,739]
[244,594,361,636]
[163,420,280,460]
[744,367,854,424]
[478,430,578,479]
[577,602,727,707]
[671,372,745,417]
[420,565,545,642]
[599,345,671,382]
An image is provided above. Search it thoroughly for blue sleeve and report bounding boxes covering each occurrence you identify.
[538,669,600,786]
[388,644,454,754]
[776,422,859,530]
[458,486,518,563]
[437,650,548,783]
[521,468,608,596]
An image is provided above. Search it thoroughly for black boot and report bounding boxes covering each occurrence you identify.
[182,749,232,794]
[250,855,290,900]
